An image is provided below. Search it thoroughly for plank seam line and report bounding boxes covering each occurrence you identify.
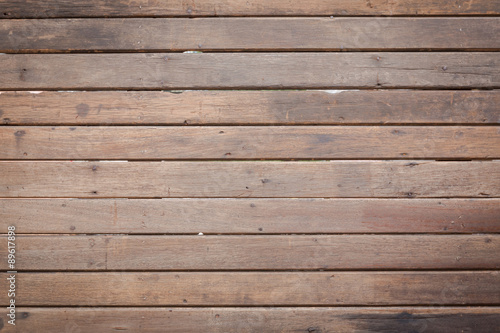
[5,233,500,236]
[0,121,500,128]
[2,123,500,126]
[1,159,496,161]
[1,197,497,200]
[1,159,497,162]
[4,14,500,19]
[4,49,500,54]
[1,197,497,199]
[0,87,499,91]
[5,304,500,308]
[11,306,500,309]
[8,269,500,273]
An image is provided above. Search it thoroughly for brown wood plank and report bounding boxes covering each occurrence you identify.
[2,198,498,234]
[2,235,498,270]
[4,307,500,333]
[2,18,499,52]
[1,53,499,90]
[0,161,498,198]
[2,272,499,306]
[2,126,499,160]
[1,90,499,125]
[1,0,499,18]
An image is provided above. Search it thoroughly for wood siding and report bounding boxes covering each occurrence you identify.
[0,1,499,332]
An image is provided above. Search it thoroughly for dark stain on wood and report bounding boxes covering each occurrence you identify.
[343,312,500,332]
[75,103,90,117]
[19,68,27,81]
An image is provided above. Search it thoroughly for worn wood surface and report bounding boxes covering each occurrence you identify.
[2,235,498,270]
[2,272,499,306]
[3,307,500,333]
[1,161,498,198]
[2,126,499,160]
[1,53,499,90]
[1,0,499,18]
[1,0,499,327]
[2,198,498,234]
[2,18,499,52]
[1,90,499,125]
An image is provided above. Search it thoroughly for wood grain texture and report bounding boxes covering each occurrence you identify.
[3,307,500,333]
[1,53,499,90]
[2,126,499,160]
[2,272,499,306]
[1,161,498,198]
[2,235,498,271]
[1,90,499,125]
[2,198,498,234]
[0,0,498,323]
[2,18,499,52]
[1,0,499,18]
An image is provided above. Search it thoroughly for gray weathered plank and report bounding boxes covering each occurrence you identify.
[4,307,500,333]
[0,161,498,198]
[2,198,498,234]
[0,90,499,125]
[1,53,499,89]
[2,235,498,270]
[2,126,499,160]
[1,0,499,18]
[1,18,499,52]
[2,272,499,306]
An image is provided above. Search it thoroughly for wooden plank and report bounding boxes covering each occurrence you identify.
[1,0,499,18]
[0,161,498,198]
[4,307,500,333]
[2,126,499,160]
[2,18,499,52]
[2,198,498,234]
[2,272,499,306]
[2,235,498,270]
[1,90,499,125]
[1,53,499,90]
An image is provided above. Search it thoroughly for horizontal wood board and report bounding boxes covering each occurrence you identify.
[1,0,499,17]
[1,53,499,89]
[1,18,499,52]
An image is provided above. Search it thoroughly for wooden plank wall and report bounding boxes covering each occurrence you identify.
[0,1,499,332]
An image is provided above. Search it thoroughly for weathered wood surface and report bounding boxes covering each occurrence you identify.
[2,272,499,306]
[3,307,500,333]
[2,198,498,234]
[1,53,499,89]
[2,235,498,270]
[1,161,498,198]
[1,0,498,325]
[2,126,499,160]
[2,18,499,52]
[1,90,499,125]
[1,0,499,18]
